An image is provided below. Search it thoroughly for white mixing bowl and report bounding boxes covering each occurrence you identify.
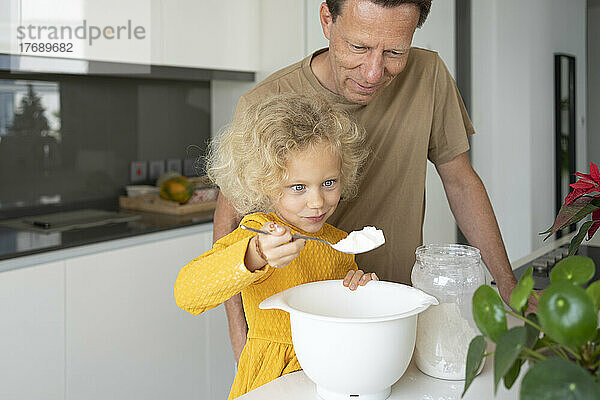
[259,280,438,400]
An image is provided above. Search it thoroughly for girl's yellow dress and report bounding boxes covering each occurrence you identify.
[174,212,357,399]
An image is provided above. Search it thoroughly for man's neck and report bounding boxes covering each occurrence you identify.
[310,49,339,95]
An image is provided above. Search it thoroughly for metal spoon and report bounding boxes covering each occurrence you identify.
[240,224,354,254]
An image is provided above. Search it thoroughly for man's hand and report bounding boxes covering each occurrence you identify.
[223,294,248,362]
[497,278,519,309]
[524,290,541,315]
[213,193,247,362]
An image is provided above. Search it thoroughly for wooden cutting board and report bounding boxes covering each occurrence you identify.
[119,194,216,215]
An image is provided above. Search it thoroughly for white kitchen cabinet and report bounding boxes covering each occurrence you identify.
[64,229,235,400]
[8,0,156,65]
[4,0,320,72]
[0,0,17,54]
[159,0,260,71]
[255,0,306,81]
[0,260,66,400]
[210,0,308,135]
[6,0,261,71]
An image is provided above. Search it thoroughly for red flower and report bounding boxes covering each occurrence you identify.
[564,162,600,205]
[544,162,600,252]
[589,209,600,239]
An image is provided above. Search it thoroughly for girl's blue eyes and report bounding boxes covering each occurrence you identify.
[289,180,337,192]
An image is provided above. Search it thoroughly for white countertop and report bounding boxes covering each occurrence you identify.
[238,355,519,400]
[510,231,600,270]
[240,312,526,400]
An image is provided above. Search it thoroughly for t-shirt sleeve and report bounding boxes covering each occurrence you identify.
[427,55,475,165]
[231,93,251,128]
[173,216,272,315]
[233,81,284,118]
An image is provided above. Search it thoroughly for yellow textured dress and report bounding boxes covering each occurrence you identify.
[174,212,357,399]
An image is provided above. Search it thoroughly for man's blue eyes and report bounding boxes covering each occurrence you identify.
[350,44,404,56]
[291,184,305,191]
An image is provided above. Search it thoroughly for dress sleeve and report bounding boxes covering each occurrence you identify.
[427,54,475,165]
[174,219,270,315]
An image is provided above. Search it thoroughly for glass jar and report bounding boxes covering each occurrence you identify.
[411,244,486,380]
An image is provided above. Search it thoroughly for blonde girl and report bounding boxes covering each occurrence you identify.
[174,93,377,399]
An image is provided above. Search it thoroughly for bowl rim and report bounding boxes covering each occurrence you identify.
[260,279,438,324]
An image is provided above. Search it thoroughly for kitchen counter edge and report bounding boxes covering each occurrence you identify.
[0,221,213,273]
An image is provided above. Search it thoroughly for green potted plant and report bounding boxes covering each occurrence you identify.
[462,163,600,399]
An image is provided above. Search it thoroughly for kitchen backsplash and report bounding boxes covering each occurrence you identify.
[0,72,211,219]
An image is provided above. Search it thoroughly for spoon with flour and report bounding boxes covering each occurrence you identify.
[240,225,385,254]
[331,226,385,254]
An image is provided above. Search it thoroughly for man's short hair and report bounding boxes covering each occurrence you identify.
[325,0,432,28]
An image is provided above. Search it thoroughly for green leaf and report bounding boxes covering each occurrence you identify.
[538,282,598,347]
[472,285,507,343]
[550,255,596,285]
[494,326,527,394]
[510,266,534,313]
[569,221,595,256]
[524,313,540,349]
[462,335,486,397]
[585,281,600,310]
[520,358,600,400]
[503,358,523,390]
[542,196,600,239]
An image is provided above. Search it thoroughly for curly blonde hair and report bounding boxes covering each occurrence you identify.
[207,93,368,215]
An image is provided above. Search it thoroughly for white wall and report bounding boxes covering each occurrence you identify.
[305,0,328,54]
[412,0,455,76]
[471,0,587,262]
[411,0,457,246]
[588,2,600,165]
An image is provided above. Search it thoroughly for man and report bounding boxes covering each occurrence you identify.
[214,0,519,362]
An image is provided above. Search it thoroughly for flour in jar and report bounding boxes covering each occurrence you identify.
[332,226,385,254]
[414,302,480,380]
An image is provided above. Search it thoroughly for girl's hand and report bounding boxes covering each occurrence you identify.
[343,269,379,291]
[245,222,305,271]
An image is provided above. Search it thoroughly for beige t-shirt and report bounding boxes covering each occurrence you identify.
[234,47,474,284]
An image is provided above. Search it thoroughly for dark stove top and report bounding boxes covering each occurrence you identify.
[512,245,600,290]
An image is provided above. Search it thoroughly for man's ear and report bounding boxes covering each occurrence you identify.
[320,2,334,41]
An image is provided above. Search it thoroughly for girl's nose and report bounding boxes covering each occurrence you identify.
[307,191,324,208]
